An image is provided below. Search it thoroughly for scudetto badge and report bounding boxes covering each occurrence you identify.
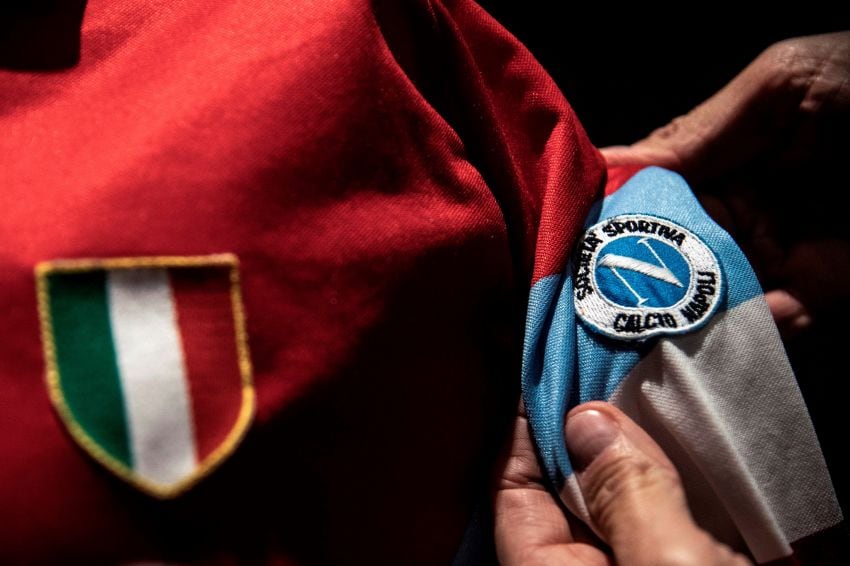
[36,254,255,498]
[574,214,723,340]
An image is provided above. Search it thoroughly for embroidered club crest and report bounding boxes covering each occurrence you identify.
[574,214,723,340]
[35,254,254,498]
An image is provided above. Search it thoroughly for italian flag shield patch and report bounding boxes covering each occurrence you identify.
[35,254,254,498]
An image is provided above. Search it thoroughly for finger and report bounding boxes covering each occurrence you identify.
[602,51,790,181]
[566,402,751,566]
[765,289,812,338]
[494,412,611,566]
[602,34,849,182]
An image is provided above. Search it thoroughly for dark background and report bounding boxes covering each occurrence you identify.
[479,3,849,146]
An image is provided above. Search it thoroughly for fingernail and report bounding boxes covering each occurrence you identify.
[566,410,621,471]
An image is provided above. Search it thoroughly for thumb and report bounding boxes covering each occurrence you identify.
[565,402,750,566]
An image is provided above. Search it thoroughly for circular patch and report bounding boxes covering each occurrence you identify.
[573,214,722,340]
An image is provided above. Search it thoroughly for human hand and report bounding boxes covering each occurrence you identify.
[493,402,750,565]
[602,32,850,338]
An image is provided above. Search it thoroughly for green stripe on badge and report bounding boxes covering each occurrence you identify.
[47,270,132,468]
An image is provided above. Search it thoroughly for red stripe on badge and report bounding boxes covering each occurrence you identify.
[169,266,245,462]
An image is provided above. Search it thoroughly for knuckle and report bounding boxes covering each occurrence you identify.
[498,448,542,489]
[638,532,748,566]
[650,545,706,566]
[583,449,681,530]
[660,531,750,566]
[762,38,803,68]
[651,115,687,140]
[756,38,821,93]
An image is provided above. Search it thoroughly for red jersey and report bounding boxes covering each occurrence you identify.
[1,1,842,564]
[1,1,601,562]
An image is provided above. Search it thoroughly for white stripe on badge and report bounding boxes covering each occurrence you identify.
[107,269,197,485]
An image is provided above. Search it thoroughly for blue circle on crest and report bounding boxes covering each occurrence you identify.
[595,237,690,308]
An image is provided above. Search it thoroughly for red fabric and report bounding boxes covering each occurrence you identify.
[604,163,646,195]
[170,266,244,462]
[0,0,603,562]
[380,0,606,286]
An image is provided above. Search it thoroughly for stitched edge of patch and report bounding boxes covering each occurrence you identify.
[35,254,255,499]
[573,214,723,340]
